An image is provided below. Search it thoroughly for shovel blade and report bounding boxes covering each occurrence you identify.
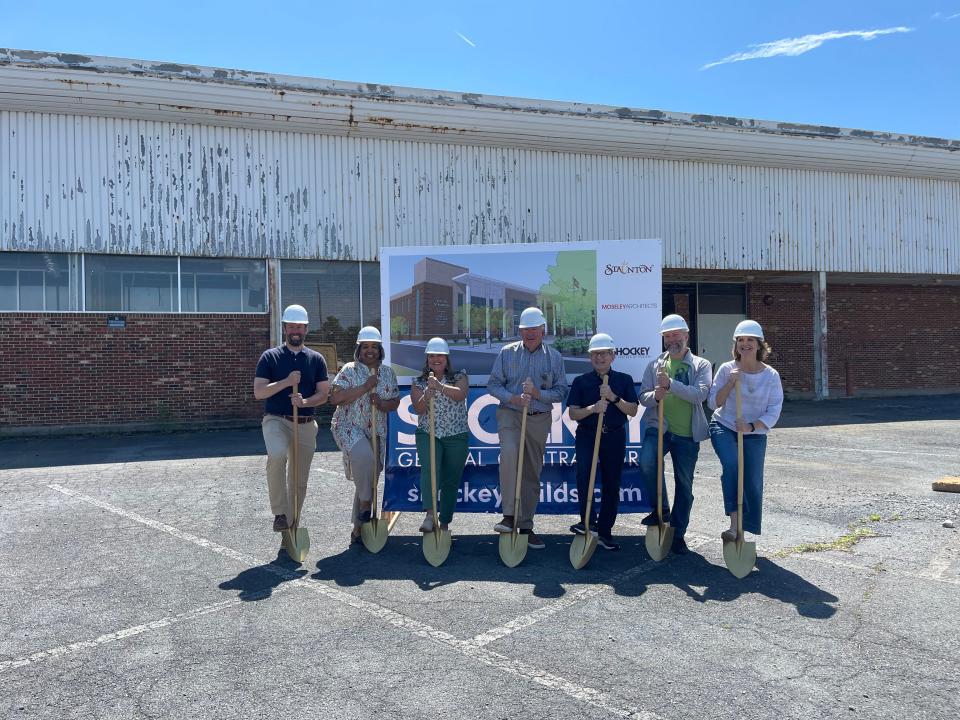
[360,518,390,554]
[569,534,598,570]
[422,529,452,567]
[722,538,756,579]
[498,531,528,567]
[645,524,674,561]
[281,527,310,563]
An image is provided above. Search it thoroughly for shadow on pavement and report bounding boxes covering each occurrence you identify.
[0,428,340,470]
[778,393,960,428]
[218,551,309,601]
[309,532,838,617]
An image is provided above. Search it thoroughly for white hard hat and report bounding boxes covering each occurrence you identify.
[733,320,764,340]
[425,337,450,355]
[518,307,547,329]
[281,304,309,324]
[588,333,615,352]
[356,326,383,344]
[659,314,689,333]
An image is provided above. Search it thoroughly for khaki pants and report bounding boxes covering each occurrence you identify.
[262,415,318,521]
[496,407,551,530]
[343,436,384,527]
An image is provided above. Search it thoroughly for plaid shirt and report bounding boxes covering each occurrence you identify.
[487,341,568,413]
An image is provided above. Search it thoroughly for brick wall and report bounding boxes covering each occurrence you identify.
[0,313,270,428]
[749,282,960,396]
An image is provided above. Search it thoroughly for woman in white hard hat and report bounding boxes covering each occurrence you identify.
[329,325,401,543]
[408,338,469,532]
[708,320,784,543]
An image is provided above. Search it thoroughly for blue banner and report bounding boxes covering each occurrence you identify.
[384,387,653,514]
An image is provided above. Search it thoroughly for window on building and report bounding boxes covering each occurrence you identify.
[281,260,362,365]
[180,258,266,312]
[85,255,178,312]
[0,252,81,311]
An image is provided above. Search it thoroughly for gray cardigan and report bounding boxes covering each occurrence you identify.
[638,349,713,442]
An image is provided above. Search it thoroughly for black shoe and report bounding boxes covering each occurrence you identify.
[671,536,689,555]
[522,530,546,550]
[569,522,585,535]
[272,514,289,532]
[597,535,621,551]
[357,509,372,524]
[641,511,670,526]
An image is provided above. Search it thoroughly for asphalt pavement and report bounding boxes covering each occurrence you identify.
[1,395,958,720]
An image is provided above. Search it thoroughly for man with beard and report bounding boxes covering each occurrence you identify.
[254,304,329,533]
[638,314,713,555]
[488,307,568,550]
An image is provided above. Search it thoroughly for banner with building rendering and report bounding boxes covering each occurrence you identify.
[380,240,662,385]
[383,388,652,514]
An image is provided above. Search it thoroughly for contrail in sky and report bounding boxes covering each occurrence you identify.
[455,31,476,48]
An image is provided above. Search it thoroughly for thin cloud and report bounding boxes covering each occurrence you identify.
[702,27,913,70]
[931,11,958,19]
[455,31,476,48]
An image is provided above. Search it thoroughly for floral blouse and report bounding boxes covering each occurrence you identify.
[412,371,469,438]
[330,362,399,453]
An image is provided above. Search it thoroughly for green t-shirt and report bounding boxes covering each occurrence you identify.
[662,358,693,437]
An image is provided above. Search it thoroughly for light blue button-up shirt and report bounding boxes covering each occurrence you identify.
[487,340,568,413]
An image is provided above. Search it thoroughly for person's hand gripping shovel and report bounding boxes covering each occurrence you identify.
[361,367,391,553]
[422,372,452,567]
[281,381,310,563]
[570,375,608,569]
[645,362,674,561]
[723,377,756,578]
[499,378,533,567]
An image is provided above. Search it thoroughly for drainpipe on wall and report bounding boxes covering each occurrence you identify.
[268,258,280,347]
[813,271,829,400]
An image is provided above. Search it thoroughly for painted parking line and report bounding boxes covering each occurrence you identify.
[469,536,712,648]
[44,483,660,720]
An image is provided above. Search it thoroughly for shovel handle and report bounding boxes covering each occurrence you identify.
[428,372,439,526]
[370,367,379,519]
[735,376,744,542]
[513,410,528,535]
[583,375,608,533]
[291,382,300,530]
[656,362,666,529]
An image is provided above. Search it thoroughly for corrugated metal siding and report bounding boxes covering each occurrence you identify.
[2,110,958,273]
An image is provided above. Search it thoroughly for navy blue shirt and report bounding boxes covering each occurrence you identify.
[255,345,328,417]
[567,369,639,435]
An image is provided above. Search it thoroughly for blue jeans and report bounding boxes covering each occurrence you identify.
[709,420,767,535]
[575,425,626,537]
[639,427,700,537]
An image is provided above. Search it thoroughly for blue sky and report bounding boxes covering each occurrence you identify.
[3,1,958,138]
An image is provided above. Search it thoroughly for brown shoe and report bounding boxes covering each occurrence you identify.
[523,530,545,550]
[721,528,738,542]
[494,516,515,533]
[273,514,289,532]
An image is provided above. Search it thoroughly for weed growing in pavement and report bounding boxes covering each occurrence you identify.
[774,515,887,557]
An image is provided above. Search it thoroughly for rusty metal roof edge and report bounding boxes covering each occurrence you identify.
[2,47,958,153]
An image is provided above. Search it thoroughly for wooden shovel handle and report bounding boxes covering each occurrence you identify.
[291,382,299,529]
[735,376,744,541]
[583,375,608,532]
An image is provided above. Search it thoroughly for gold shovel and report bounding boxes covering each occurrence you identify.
[281,382,310,563]
[645,367,674,561]
[498,410,529,567]
[570,375,608,569]
[361,368,391,553]
[422,373,452,566]
[723,379,756,578]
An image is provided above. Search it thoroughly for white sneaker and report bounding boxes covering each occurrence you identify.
[419,514,435,533]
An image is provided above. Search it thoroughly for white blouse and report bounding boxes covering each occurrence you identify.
[708,361,784,434]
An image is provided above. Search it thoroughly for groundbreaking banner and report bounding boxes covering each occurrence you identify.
[383,388,653,514]
[381,239,662,385]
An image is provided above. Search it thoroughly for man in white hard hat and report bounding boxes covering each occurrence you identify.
[638,313,713,555]
[487,307,568,550]
[330,325,401,542]
[254,304,329,533]
[567,333,639,551]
